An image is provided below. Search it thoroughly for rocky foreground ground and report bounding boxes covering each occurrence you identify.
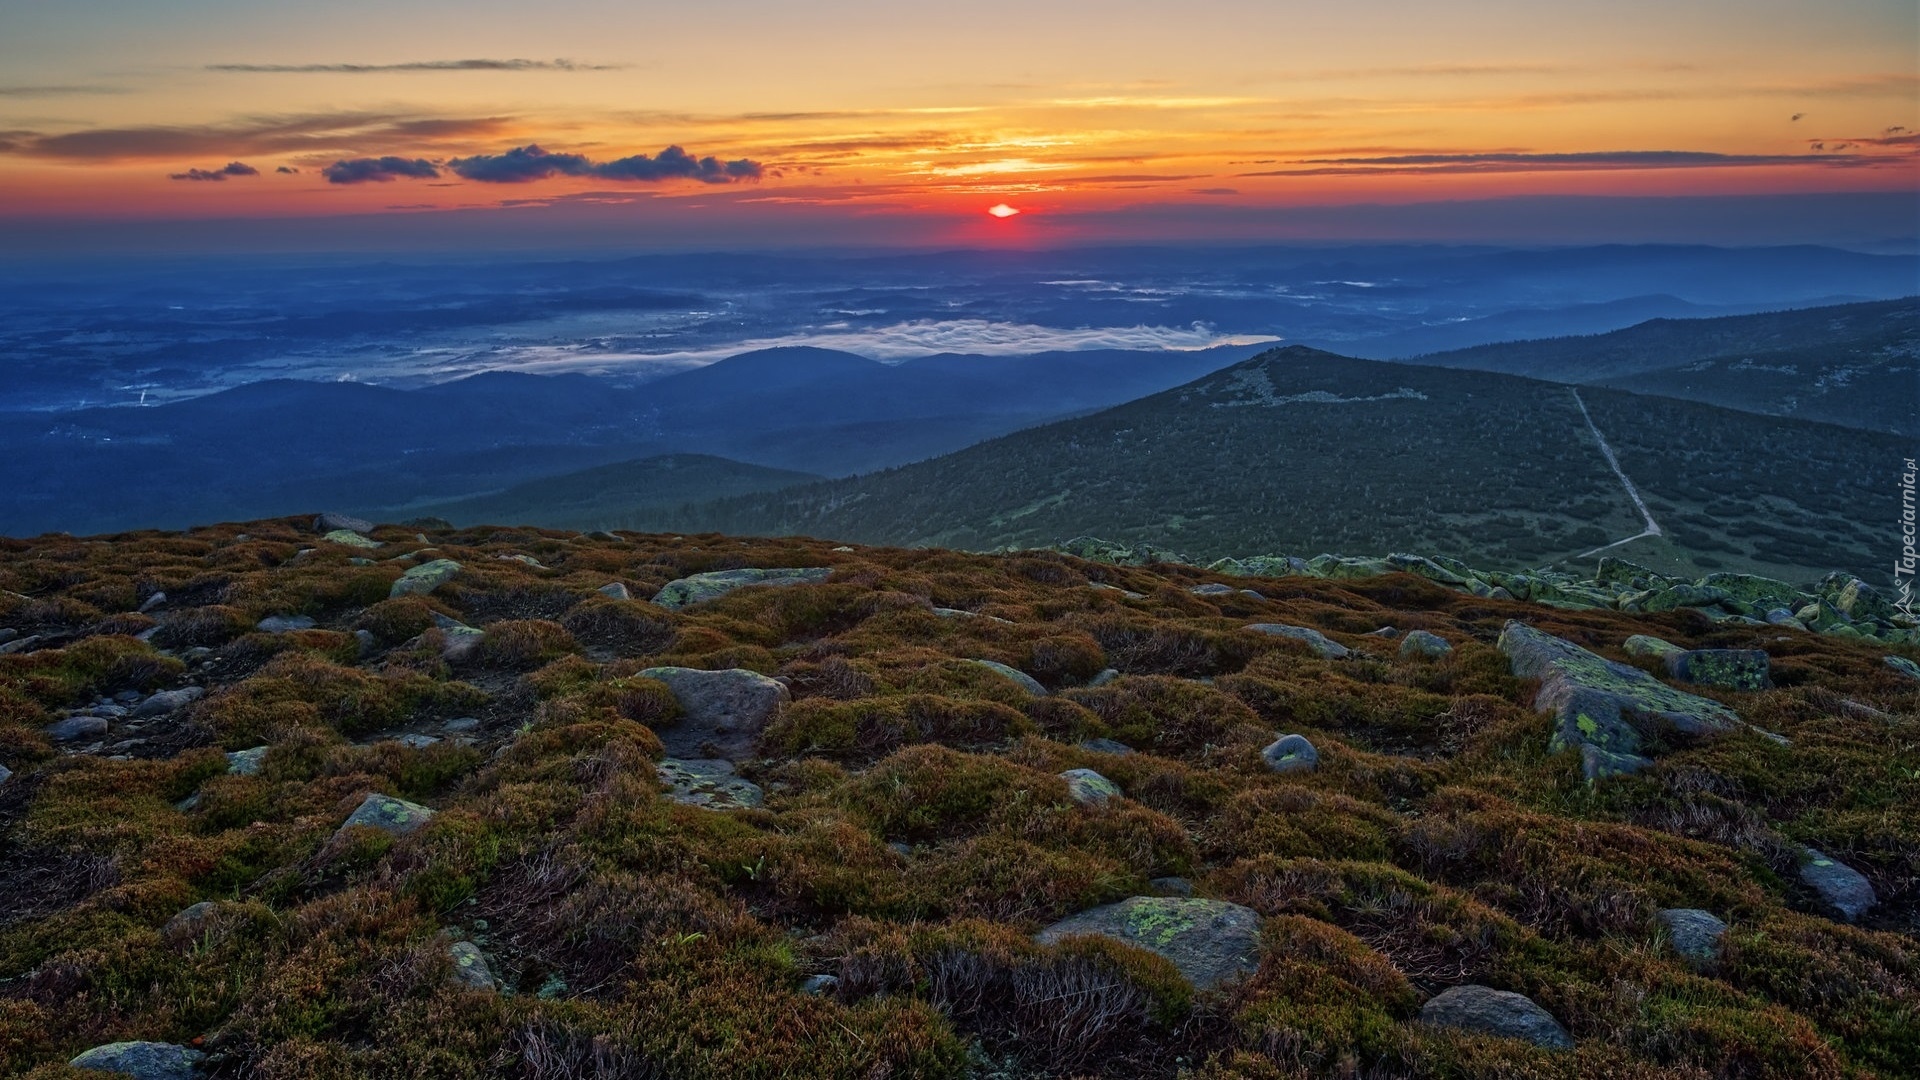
[0,516,1915,1078]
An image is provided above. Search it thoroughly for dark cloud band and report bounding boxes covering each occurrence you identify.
[169,161,259,181]
[207,59,622,73]
[445,144,762,184]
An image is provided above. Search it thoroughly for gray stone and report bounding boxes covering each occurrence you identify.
[802,973,840,995]
[1884,655,1920,682]
[0,628,15,644]
[163,901,219,945]
[932,607,1014,624]
[448,940,497,991]
[656,758,765,809]
[1147,876,1194,898]
[69,1041,205,1079]
[1262,733,1318,774]
[1060,768,1121,806]
[1498,621,1740,781]
[47,715,110,741]
[0,634,43,655]
[1666,649,1772,690]
[1078,737,1134,756]
[651,567,832,609]
[1190,582,1237,596]
[597,582,632,600]
[443,716,481,733]
[324,530,383,550]
[131,686,204,719]
[638,666,790,761]
[256,614,317,633]
[1419,985,1572,1049]
[1656,908,1727,965]
[1399,629,1453,659]
[1367,626,1402,638]
[396,733,441,749]
[225,746,268,776]
[137,591,167,614]
[315,512,375,535]
[353,629,376,657]
[1036,897,1262,991]
[0,763,11,787]
[339,793,435,838]
[1798,847,1877,922]
[390,558,462,598]
[963,658,1048,696]
[1085,668,1121,688]
[1623,634,1684,659]
[1245,623,1349,659]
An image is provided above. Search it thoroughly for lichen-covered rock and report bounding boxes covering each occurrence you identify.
[69,1041,206,1079]
[390,559,462,598]
[339,793,435,837]
[1262,733,1318,774]
[1623,634,1683,659]
[1078,737,1133,756]
[1057,536,1189,566]
[1656,908,1728,965]
[656,758,764,809]
[1190,582,1237,596]
[1701,572,1809,611]
[1798,847,1877,922]
[1245,623,1348,659]
[448,940,497,991]
[1885,655,1920,682]
[963,658,1048,696]
[1666,648,1771,690]
[1498,621,1739,780]
[1641,583,1736,613]
[226,746,268,776]
[1399,629,1452,659]
[256,614,317,633]
[1419,985,1573,1049]
[324,529,383,549]
[651,567,831,609]
[1059,768,1120,805]
[596,582,632,600]
[1036,896,1261,990]
[637,666,788,760]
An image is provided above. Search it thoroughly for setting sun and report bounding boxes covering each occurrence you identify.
[987,203,1021,218]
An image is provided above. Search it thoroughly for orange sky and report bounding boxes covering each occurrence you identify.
[1,0,1914,244]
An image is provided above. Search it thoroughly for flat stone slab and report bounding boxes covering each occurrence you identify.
[1262,733,1318,774]
[69,1040,206,1079]
[256,614,317,633]
[47,715,109,741]
[1498,621,1740,781]
[651,567,831,609]
[390,559,462,598]
[1245,623,1348,659]
[1078,737,1134,756]
[1798,847,1877,922]
[1060,768,1120,805]
[1420,984,1573,1049]
[638,666,789,761]
[339,793,435,838]
[324,530,383,549]
[963,658,1048,696]
[657,758,765,809]
[131,687,204,718]
[1666,649,1771,690]
[1657,908,1727,965]
[1036,896,1262,991]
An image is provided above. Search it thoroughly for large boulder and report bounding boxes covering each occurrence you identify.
[1419,985,1573,1049]
[638,667,789,760]
[1036,897,1262,990]
[69,1041,205,1079]
[1399,629,1453,660]
[1245,623,1349,659]
[656,758,765,809]
[390,559,461,598]
[963,658,1048,696]
[651,567,832,609]
[1498,621,1740,780]
[1798,847,1877,922]
[1262,733,1319,774]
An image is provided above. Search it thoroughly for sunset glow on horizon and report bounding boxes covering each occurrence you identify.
[0,0,1913,250]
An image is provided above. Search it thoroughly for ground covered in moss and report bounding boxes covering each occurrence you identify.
[0,519,1915,1079]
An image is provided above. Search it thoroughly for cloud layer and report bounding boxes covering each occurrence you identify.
[169,161,258,181]
[206,59,622,73]
[320,157,440,184]
[446,144,762,184]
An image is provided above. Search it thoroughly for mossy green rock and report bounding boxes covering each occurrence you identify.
[448,940,498,991]
[1036,896,1262,990]
[69,1040,205,1079]
[1059,767,1121,805]
[340,792,435,837]
[1667,648,1772,690]
[1885,655,1920,682]
[389,558,461,598]
[323,529,383,549]
[651,567,831,609]
[1499,620,1739,780]
[1701,572,1809,610]
[656,758,765,810]
[1623,634,1684,659]
[1642,584,1735,613]
[1399,629,1453,659]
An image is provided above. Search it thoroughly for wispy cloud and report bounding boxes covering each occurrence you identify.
[169,161,258,181]
[0,112,516,161]
[0,84,127,97]
[206,58,624,73]
[1245,148,1916,176]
